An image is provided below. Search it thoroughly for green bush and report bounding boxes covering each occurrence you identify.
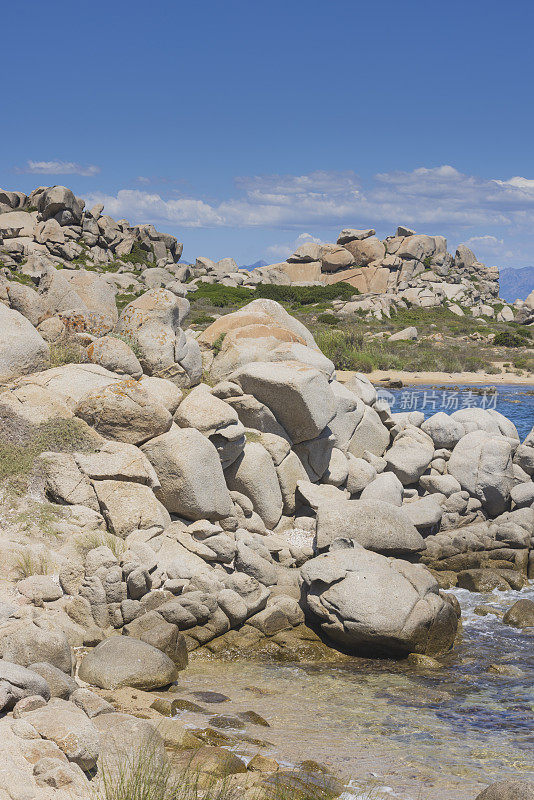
[187,280,357,310]
[212,332,226,355]
[511,353,534,371]
[187,283,254,307]
[119,242,155,267]
[317,312,340,326]
[255,282,357,306]
[190,312,216,326]
[109,332,143,358]
[316,330,365,370]
[493,331,530,347]
[5,266,36,287]
[116,291,144,311]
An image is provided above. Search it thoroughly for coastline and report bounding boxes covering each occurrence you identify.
[337,369,534,387]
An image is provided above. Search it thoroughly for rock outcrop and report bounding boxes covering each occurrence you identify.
[0,182,531,800]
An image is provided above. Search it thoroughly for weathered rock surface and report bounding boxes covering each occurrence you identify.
[141,425,234,520]
[78,637,179,689]
[0,304,50,381]
[300,545,458,656]
[316,499,425,556]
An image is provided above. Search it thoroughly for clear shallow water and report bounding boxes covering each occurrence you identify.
[378,384,533,440]
[176,584,534,800]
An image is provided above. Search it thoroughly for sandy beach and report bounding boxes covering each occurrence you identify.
[337,369,534,387]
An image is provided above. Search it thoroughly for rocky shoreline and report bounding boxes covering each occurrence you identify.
[0,185,532,800]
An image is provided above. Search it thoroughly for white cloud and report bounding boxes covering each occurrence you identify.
[465,235,504,247]
[493,176,534,191]
[20,160,100,177]
[86,166,534,256]
[265,232,325,262]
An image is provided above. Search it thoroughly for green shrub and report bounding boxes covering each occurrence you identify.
[212,332,226,355]
[317,312,339,325]
[316,330,365,370]
[5,266,36,287]
[511,353,534,371]
[190,312,216,326]
[119,242,155,267]
[116,291,144,311]
[316,328,486,374]
[187,281,357,310]
[109,332,143,358]
[255,282,357,306]
[187,283,254,307]
[493,331,530,347]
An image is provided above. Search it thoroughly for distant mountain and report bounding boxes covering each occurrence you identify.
[240,259,268,270]
[499,267,534,302]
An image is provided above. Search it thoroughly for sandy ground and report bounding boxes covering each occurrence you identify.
[337,369,534,386]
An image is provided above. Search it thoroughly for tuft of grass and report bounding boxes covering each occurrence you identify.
[75,531,126,558]
[245,430,263,443]
[15,500,66,538]
[109,332,143,359]
[49,341,88,367]
[94,740,239,800]
[13,549,50,579]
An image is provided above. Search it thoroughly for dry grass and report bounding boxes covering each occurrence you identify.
[49,341,88,367]
[95,742,239,800]
[75,531,126,558]
[13,549,50,579]
[0,418,98,493]
[92,737,386,800]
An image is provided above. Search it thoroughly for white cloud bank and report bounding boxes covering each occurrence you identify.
[87,166,534,234]
[19,160,100,177]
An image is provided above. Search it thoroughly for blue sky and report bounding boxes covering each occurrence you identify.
[2,0,534,267]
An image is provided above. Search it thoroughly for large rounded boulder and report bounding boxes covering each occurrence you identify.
[448,430,514,516]
[115,289,200,388]
[300,545,458,656]
[78,637,179,690]
[0,305,50,381]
